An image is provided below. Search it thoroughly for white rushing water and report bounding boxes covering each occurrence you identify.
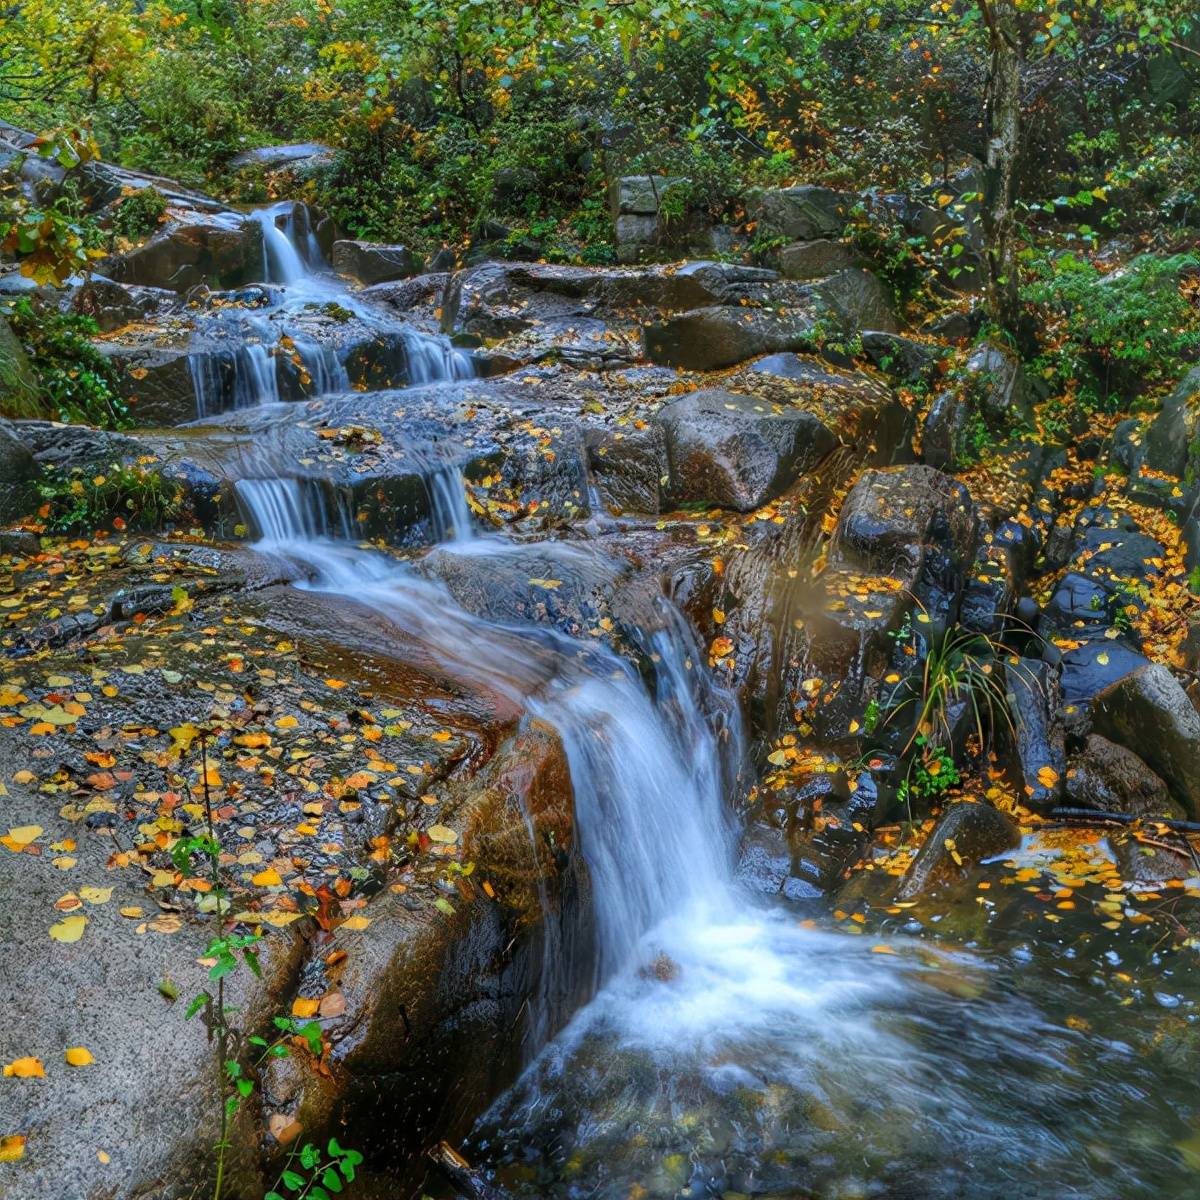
[188,201,472,417]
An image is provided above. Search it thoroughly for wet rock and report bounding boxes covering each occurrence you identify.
[643,301,817,371]
[655,388,837,512]
[1113,835,1193,885]
[105,211,265,292]
[331,239,419,286]
[921,390,968,470]
[748,185,855,241]
[1005,656,1066,811]
[833,464,978,583]
[229,142,335,174]
[1065,735,1183,819]
[268,724,589,1176]
[359,272,449,336]
[1144,365,1200,479]
[1059,641,1149,707]
[777,239,863,280]
[97,343,201,425]
[73,276,177,333]
[814,267,900,335]
[0,314,43,422]
[861,330,940,382]
[896,801,1020,899]
[0,419,38,520]
[443,260,776,369]
[584,422,666,514]
[1091,664,1200,819]
[963,340,1034,425]
[416,541,629,637]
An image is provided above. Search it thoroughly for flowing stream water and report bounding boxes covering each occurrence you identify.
[229,212,1200,1200]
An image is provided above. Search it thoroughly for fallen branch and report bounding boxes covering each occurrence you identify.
[1047,807,1200,835]
[428,1141,512,1200]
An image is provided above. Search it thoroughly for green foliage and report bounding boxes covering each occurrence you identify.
[265,1138,363,1200]
[1023,252,1200,407]
[0,128,105,285]
[35,463,183,532]
[5,298,125,426]
[111,186,168,242]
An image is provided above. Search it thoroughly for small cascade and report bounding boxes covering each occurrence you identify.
[234,478,353,545]
[235,471,742,1008]
[404,332,476,385]
[251,203,312,285]
[425,464,474,543]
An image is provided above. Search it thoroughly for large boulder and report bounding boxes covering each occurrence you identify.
[896,802,1020,899]
[1091,664,1200,819]
[73,277,177,334]
[963,340,1034,425]
[0,315,41,419]
[814,267,900,335]
[833,464,978,583]
[654,388,837,512]
[331,239,419,286]
[748,185,855,241]
[105,212,265,291]
[643,303,818,371]
[1064,734,1183,819]
[0,420,38,520]
[777,239,863,280]
[1143,366,1200,479]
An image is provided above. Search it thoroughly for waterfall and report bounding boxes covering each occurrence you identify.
[186,202,472,418]
[234,474,742,999]
[425,464,474,543]
[251,203,312,285]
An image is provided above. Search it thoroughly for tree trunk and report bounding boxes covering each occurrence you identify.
[979,0,1022,338]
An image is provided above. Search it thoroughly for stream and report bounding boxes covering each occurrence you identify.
[223,211,1200,1200]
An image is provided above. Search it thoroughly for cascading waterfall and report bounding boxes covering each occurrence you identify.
[251,203,312,286]
[224,299,1196,1200]
[235,468,741,1002]
[188,201,469,418]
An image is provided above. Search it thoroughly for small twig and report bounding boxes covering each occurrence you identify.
[429,1141,512,1200]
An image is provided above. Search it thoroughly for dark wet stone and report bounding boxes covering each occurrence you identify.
[833,464,978,582]
[1005,656,1066,811]
[1091,664,1200,820]
[332,239,419,286]
[862,330,940,382]
[1144,365,1200,479]
[229,142,335,172]
[964,340,1034,425]
[1065,735,1183,819]
[896,801,1020,899]
[105,212,265,292]
[814,267,900,335]
[777,238,864,280]
[0,420,38,521]
[747,185,855,241]
[73,276,177,333]
[655,387,837,512]
[643,302,818,371]
[1059,641,1149,707]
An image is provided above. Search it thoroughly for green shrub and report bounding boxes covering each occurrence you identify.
[35,463,184,533]
[110,186,168,243]
[1022,252,1200,408]
[4,298,126,428]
